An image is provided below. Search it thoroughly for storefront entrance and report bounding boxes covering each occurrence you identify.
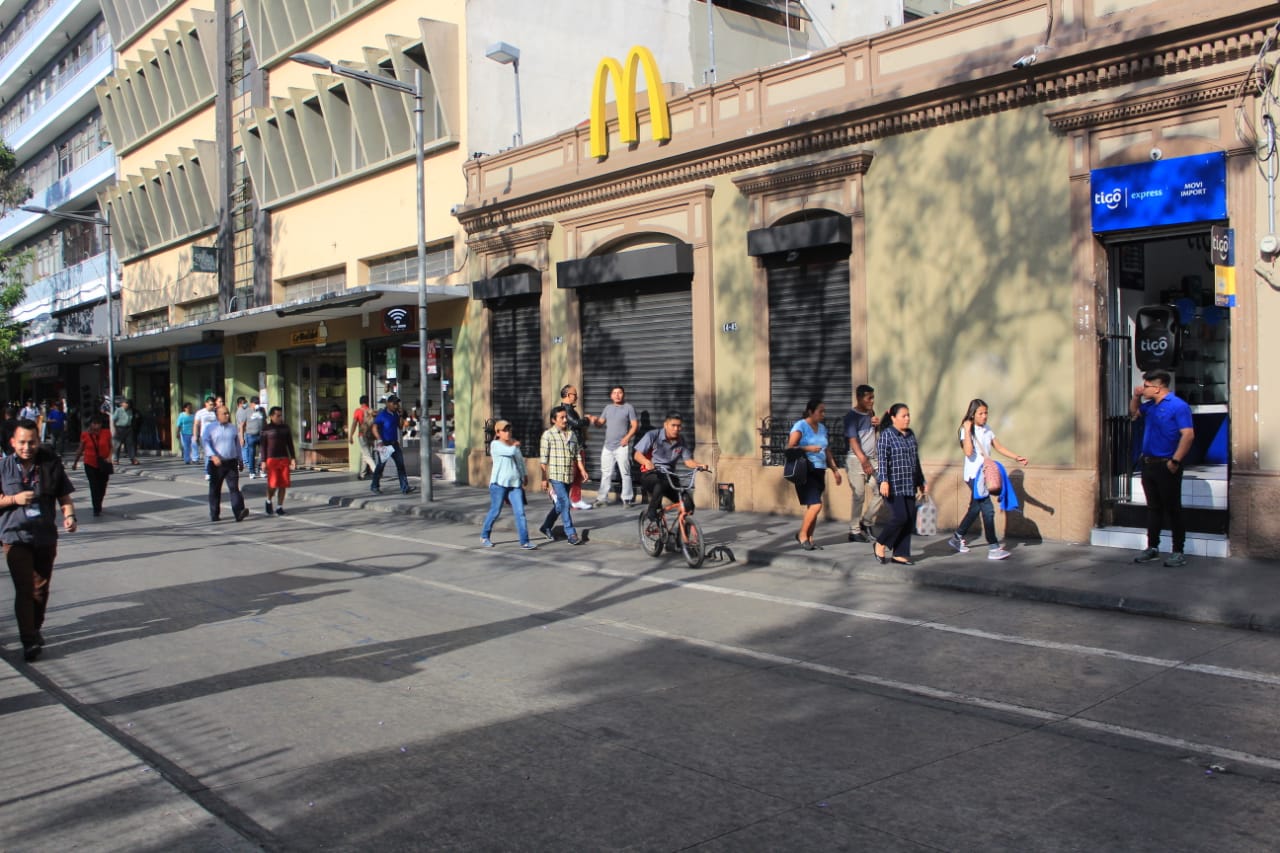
[1100,231,1230,539]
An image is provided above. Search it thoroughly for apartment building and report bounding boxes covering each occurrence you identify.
[0,0,114,415]
[454,0,1280,557]
[97,0,895,468]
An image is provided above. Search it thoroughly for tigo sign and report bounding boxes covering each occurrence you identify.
[1090,152,1227,232]
[590,46,671,159]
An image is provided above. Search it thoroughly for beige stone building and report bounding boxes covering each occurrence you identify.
[455,0,1280,557]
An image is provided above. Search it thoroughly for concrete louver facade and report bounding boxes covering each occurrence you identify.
[99,141,219,259]
[239,19,458,208]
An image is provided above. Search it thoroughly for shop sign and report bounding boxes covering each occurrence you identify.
[427,340,438,375]
[192,246,218,273]
[125,349,170,367]
[1212,225,1236,307]
[290,328,322,345]
[1090,152,1227,233]
[383,306,413,334]
[1134,305,1181,371]
[30,363,59,379]
[590,46,671,159]
[179,342,222,360]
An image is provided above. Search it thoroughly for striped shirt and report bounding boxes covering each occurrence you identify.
[876,427,924,497]
[539,427,579,483]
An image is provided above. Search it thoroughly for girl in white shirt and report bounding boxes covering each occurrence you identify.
[948,399,1028,560]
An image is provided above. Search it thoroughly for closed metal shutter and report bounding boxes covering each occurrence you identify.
[489,294,543,447]
[766,248,852,425]
[580,280,694,478]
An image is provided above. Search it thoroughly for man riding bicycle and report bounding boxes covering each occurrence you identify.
[634,411,707,522]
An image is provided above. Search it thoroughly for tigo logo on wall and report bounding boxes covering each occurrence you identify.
[590,46,671,159]
[1090,152,1227,232]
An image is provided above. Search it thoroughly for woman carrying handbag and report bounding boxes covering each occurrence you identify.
[873,403,927,565]
[948,399,1028,560]
[786,399,842,550]
[71,414,113,517]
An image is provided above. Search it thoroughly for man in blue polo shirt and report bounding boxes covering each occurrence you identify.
[370,395,415,496]
[1129,369,1194,567]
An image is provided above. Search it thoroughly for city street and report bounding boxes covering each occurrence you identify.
[3,473,1280,852]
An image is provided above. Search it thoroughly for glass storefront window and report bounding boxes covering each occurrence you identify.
[285,352,348,447]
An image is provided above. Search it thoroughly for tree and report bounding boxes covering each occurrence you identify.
[0,140,32,373]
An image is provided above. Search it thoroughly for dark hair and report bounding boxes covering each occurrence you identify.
[802,399,823,418]
[878,403,909,432]
[963,398,988,423]
[91,413,108,428]
[204,396,216,404]
[663,410,683,423]
[250,396,260,404]
[182,401,192,410]
[549,404,568,422]
[559,384,576,399]
[611,385,625,395]
[1143,370,1172,388]
[237,396,248,405]
[269,406,282,416]
[14,418,38,433]
[359,394,369,405]
[856,385,874,400]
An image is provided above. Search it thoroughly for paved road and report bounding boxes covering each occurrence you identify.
[4,474,1280,851]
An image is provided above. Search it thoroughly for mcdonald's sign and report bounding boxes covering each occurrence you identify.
[590,46,671,159]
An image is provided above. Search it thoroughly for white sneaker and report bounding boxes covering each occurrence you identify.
[571,500,592,510]
[204,474,211,481]
[988,548,1011,560]
[248,472,256,479]
[947,533,970,553]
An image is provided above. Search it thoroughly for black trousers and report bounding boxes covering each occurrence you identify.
[209,459,245,520]
[876,494,917,558]
[642,470,692,520]
[5,542,55,645]
[1140,459,1185,552]
[85,463,109,513]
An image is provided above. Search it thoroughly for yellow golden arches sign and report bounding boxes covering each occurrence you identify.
[590,46,672,159]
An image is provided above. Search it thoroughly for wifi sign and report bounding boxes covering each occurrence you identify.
[383,306,413,333]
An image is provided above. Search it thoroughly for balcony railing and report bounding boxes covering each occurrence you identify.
[11,251,108,322]
[0,144,114,244]
[0,0,103,100]
[4,48,113,155]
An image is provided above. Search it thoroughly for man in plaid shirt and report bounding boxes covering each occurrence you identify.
[538,405,588,545]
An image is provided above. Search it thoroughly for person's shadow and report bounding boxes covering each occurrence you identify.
[1004,468,1053,542]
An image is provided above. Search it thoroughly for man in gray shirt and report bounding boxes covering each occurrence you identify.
[591,385,638,507]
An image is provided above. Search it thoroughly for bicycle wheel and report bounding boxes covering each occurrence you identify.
[639,509,664,557]
[680,516,706,568]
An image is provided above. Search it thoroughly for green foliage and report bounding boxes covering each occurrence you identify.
[0,140,32,371]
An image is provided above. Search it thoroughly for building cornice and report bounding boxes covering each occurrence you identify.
[457,12,1273,236]
[1045,69,1253,132]
[465,222,556,255]
[732,150,875,196]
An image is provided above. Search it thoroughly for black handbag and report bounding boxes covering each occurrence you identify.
[782,448,808,485]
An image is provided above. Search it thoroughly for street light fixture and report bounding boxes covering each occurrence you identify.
[291,51,432,504]
[20,204,116,431]
[484,42,524,146]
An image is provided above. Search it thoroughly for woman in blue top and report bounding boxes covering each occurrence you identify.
[480,419,537,549]
[787,399,842,551]
[176,402,196,464]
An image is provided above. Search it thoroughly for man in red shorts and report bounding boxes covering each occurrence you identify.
[260,407,297,516]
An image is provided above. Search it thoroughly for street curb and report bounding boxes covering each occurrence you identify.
[122,466,1280,635]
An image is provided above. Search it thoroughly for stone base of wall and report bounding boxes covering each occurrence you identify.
[712,455,1099,544]
[1225,472,1280,558]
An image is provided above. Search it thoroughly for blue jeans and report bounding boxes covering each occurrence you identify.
[541,480,576,538]
[481,484,531,544]
[956,491,998,546]
[242,433,261,474]
[180,433,195,463]
[372,443,409,492]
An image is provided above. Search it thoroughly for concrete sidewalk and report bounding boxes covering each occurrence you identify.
[120,457,1280,635]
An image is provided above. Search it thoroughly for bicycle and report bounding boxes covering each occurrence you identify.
[637,466,711,568]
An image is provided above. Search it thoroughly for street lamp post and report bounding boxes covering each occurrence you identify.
[291,53,432,504]
[484,42,523,146]
[21,205,115,431]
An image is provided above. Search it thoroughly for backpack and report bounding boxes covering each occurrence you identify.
[357,408,375,442]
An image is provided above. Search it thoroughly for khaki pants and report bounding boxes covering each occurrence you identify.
[847,455,882,533]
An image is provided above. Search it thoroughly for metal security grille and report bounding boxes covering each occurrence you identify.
[580,281,694,478]
[489,294,544,448]
[765,249,852,428]
[229,10,259,303]
[1101,333,1135,504]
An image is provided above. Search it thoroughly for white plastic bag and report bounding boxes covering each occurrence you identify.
[915,494,938,537]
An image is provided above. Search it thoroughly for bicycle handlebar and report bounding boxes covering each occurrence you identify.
[651,466,713,490]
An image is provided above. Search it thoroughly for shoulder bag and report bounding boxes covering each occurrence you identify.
[782,447,808,486]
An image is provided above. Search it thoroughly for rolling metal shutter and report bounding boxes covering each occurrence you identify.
[580,280,694,478]
[766,247,852,425]
[489,294,543,447]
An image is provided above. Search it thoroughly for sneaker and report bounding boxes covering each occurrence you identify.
[401,486,417,495]
[987,548,1011,560]
[481,538,494,548]
[204,474,211,481]
[539,526,555,541]
[235,508,250,522]
[567,535,582,546]
[572,500,592,510]
[248,472,256,480]
[520,542,538,550]
[1133,547,1161,563]
[275,507,286,516]
[1163,551,1187,567]
[370,487,382,495]
[947,533,970,554]
[22,643,41,663]
[593,499,608,508]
